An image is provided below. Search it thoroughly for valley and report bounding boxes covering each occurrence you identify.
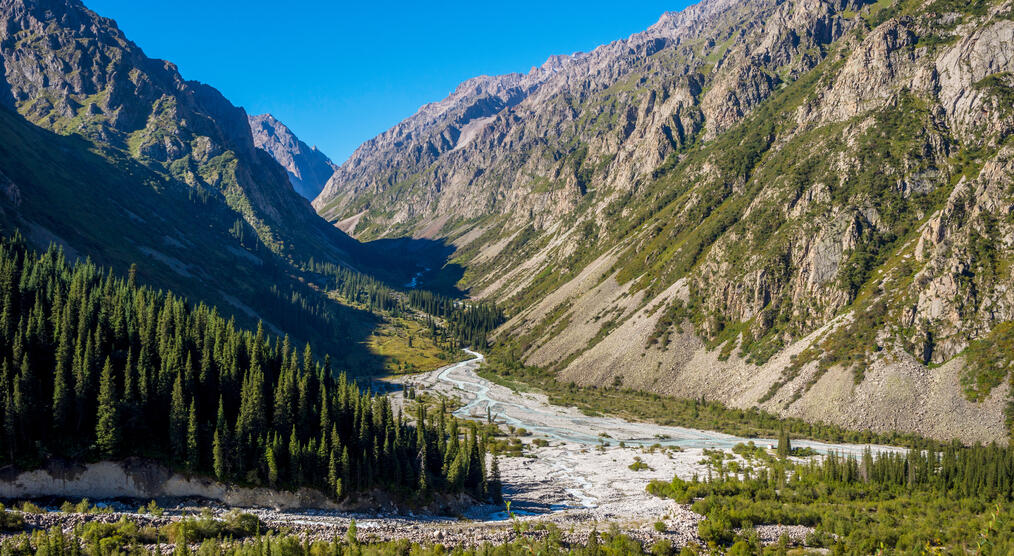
[0,0,1013,551]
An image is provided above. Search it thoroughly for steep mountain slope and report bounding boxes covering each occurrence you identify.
[0,0,360,262]
[0,0,410,365]
[250,113,337,200]
[318,0,1014,443]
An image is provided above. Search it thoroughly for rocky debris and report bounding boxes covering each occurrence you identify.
[0,501,703,550]
[753,524,813,545]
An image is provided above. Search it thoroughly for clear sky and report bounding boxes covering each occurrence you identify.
[83,1,693,164]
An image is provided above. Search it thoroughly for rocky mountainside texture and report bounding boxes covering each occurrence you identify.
[0,0,393,360]
[249,113,337,200]
[317,0,1014,443]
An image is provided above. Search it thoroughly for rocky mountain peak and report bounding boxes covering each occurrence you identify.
[249,113,337,200]
[0,0,359,264]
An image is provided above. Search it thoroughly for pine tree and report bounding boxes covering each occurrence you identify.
[289,426,302,486]
[95,357,119,458]
[186,401,199,472]
[213,396,229,480]
[266,443,278,487]
[777,427,792,459]
[328,448,339,497]
[235,367,264,447]
[488,455,503,504]
[169,372,187,464]
[212,428,226,481]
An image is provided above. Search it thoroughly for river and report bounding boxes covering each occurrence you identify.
[411,350,902,458]
[388,351,904,521]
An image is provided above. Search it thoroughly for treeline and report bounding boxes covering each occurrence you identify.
[408,290,504,349]
[0,235,494,500]
[306,259,504,349]
[648,442,1014,552]
[652,443,1014,503]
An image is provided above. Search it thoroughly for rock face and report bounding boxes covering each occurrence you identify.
[318,0,1014,442]
[314,0,859,235]
[249,114,337,200]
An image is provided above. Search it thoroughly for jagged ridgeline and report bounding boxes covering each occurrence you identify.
[0,234,495,501]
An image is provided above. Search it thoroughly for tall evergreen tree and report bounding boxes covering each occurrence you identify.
[169,372,187,464]
[186,401,199,472]
[95,357,119,458]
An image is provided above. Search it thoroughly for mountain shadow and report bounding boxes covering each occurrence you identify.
[360,237,467,298]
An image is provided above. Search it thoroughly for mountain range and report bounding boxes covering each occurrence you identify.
[0,0,425,367]
[315,0,1014,443]
[0,0,1011,443]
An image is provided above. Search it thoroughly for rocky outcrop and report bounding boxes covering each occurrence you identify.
[314,0,867,238]
[249,114,337,200]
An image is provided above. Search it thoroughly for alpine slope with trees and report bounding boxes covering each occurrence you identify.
[0,234,500,502]
[648,439,1014,553]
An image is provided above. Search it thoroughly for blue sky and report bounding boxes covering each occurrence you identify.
[84,1,692,164]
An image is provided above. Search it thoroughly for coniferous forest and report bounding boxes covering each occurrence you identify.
[0,234,495,501]
[307,258,505,349]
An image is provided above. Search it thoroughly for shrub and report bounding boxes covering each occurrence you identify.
[164,510,264,544]
[18,502,41,514]
[698,509,734,546]
[0,505,23,532]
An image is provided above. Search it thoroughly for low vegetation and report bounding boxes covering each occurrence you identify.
[0,516,678,555]
[649,439,1014,554]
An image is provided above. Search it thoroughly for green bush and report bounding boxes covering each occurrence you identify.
[698,509,734,545]
[164,510,265,544]
[0,505,23,532]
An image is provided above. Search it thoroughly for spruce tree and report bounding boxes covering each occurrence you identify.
[95,357,119,458]
[212,428,226,481]
[488,455,503,504]
[266,442,278,487]
[213,396,229,480]
[169,372,187,464]
[186,401,199,471]
[777,427,791,459]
